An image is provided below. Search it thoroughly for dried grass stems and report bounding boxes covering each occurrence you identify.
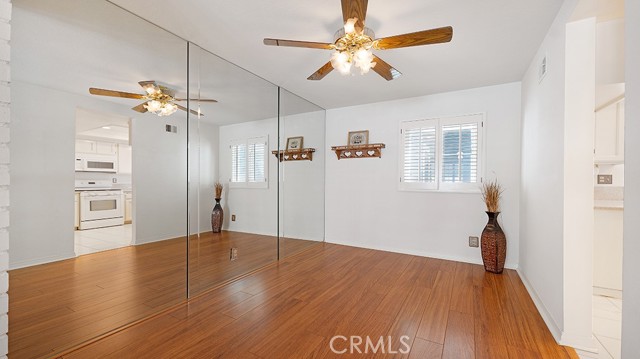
[214,182,223,199]
[482,179,503,213]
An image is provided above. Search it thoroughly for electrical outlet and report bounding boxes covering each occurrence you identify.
[231,214,236,221]
[469,236,479,247]
[230,247,238,261]
[597,174,613,184]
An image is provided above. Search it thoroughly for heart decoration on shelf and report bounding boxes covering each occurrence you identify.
[301,154,308,159]
[356,151,363,157]
[293,154,299,159]
[284,155,290,160]
[367,150,375,156]
[344,151,352,157]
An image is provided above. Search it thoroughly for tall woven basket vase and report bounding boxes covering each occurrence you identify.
[481,211,506,273]
[211,198,223,233]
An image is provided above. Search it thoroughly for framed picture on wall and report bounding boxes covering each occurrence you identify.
[286,136,304,150]
[348,130,369,146]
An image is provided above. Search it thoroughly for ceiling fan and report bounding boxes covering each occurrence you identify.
[89,81,217,117]
[264,0,453,81]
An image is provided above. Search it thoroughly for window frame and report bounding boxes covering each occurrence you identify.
[229,135,269,189]
[398,113,485,193]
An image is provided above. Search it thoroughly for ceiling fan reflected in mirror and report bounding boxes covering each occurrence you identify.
[264,0,453,81]
[89,81,217,117]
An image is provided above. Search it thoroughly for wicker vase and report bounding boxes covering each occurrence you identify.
[211,198,223,233]
[481,211,506,274]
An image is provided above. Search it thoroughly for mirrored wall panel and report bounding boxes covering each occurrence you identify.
[9,0,188,357]
[278,89,326,257]
[187,44,279,296]
[8,1,326,357]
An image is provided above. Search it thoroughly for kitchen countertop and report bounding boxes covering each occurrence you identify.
[594,200,623,209]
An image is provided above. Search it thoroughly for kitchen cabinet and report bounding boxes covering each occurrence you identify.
[594,99,624,164]
[76,140,118,156]
[593,206,623,294]
[74,192,80,230]
[76,140,95,154]
[96,142,118,155]
[118,144,132,174]
[124,191,132,224]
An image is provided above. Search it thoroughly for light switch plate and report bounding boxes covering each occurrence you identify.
[597,174,613,184]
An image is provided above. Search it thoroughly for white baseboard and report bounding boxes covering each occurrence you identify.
[326,238,518,270]
[10,251,76,270]
[516,268,563,342]
[560,332,597,353]
[517,270,596,352]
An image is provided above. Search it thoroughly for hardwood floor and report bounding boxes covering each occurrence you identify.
[59,243,577,359]
[9,230,318,359]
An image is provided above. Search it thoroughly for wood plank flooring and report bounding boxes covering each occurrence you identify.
[9,230,318,359]
[59,243,577,359]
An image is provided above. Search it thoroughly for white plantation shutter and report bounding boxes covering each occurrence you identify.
[400,120,437,190]
[247,137,267,184]
[400,114,483,192]
[441,121,479,184]
[231,143,246,183]
[230,136,268,188]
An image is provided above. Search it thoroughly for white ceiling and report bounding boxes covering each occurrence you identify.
[110,0,565,109]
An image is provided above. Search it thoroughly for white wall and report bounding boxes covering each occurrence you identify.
[189,120,219,234]
[622,0,640,357]
[219,118,278,236]
[562,17,596,350]
[519,0,578,341]
[279,111,325,241]
[0,0,10,354]
[325,82,521,268]
[131,113,187,244]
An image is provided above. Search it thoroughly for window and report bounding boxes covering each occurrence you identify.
[400,114,483,192]
[230,136,268,188]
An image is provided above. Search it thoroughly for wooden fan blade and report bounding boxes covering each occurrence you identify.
[176,104,204,117]
[174,98,218,102]
[132,102,148,113]
[89,88,144,100]
[374,26,453,50]
[307,62,334,81]
[371,55,402,81]
[341,0,368,32]
[263,38,333,50]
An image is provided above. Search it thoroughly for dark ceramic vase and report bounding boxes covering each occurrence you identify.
[480,211,506,274]
[211,198,223,233]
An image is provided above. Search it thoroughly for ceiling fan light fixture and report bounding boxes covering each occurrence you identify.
[330,51,352,75]
[158,102,178,116]
[343,17,357,34]
[144,100,162,113]
[354,48,376,74]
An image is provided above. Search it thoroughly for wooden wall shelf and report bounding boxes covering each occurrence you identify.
[331,143,385,160]
[272,148,315,162]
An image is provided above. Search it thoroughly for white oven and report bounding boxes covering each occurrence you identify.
[79,189,124,230]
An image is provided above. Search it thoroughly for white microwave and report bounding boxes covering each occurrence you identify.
[75,154,117,173]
